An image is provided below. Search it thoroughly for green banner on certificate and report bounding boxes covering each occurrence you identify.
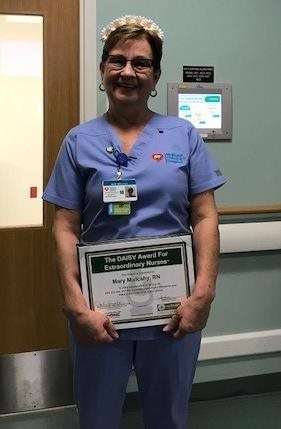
[91,247,183,273]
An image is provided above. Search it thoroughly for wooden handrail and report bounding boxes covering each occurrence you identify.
[218,204,281,215]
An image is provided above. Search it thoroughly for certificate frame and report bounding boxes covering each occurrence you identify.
[77,235,195,329]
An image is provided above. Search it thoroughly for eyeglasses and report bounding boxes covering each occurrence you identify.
[106,55,153,72]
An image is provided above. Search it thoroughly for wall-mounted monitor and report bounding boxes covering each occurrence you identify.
[167,82,232,140]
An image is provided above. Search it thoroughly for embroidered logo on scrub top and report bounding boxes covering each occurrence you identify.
[152,153,164,161]
[165,153,185,164]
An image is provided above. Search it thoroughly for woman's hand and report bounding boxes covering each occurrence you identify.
[163,290,214,339]
[69,308,119,344]
[163,190,219,339]
[52,207,119,345]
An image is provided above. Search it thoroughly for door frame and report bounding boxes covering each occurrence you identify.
[79,0,97,122]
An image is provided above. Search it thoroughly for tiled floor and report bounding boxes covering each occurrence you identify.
[0,391,280,429]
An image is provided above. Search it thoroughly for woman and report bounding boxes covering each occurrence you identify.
[43,15,227,429]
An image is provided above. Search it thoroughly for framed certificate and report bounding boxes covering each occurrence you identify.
[77,235,195,329]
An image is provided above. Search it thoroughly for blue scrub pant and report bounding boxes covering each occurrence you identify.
[73,331,201,429]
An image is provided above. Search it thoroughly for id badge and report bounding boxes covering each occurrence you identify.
[108,202,131,215]
[103,179,138,203]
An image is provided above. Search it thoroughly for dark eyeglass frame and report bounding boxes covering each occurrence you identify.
[106,55,154,72]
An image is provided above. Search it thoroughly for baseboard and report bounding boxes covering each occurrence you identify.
[190,372,281,402]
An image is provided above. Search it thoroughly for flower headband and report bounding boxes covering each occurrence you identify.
[101,15,164,42]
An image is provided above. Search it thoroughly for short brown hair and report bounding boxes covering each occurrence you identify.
[101,26,163,71]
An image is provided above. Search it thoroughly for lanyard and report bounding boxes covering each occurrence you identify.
[106,144,136,180]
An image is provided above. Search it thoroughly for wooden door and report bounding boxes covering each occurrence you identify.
[0,0,79,353]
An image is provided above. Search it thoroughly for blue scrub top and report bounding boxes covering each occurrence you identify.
[43,113,227,339]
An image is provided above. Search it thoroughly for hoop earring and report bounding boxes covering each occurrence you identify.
[99,83,105,92]
[150,89,158,97]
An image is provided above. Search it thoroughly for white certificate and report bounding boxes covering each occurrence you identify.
[77,235,195,329]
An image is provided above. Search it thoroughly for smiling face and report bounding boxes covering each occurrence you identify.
[100,36,161,111]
